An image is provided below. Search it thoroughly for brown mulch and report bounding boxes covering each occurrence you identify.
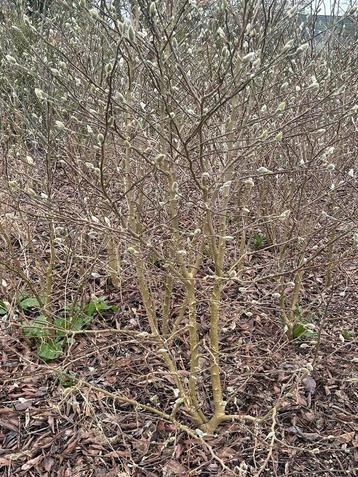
[1,269,357,477]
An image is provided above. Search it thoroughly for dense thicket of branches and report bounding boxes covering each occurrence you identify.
[0,0,357,433]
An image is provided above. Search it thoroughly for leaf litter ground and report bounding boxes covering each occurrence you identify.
[0,260,357,476]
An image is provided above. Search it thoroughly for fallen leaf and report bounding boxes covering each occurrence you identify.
[335,432,355,444]
[162,459,188,476]
[43,457,55,472]
[21,455,42,471]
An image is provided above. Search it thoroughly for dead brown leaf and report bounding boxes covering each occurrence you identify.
[162,459,189,477]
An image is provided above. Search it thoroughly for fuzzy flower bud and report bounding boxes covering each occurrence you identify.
[257,166,272,174]
[149,2,156,17]
[35,88,45,100]
[55,120,65,130]
[5,55,17,64]
[277,101,286,112]
[275,131,283,141]
[283,39,294,51]
[128,25,136,42]
[297,43,309,53]
[242,52,256,63]
[217,27,226,40]
[243,177,254,188]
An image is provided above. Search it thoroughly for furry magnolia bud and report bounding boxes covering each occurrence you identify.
[242,52,256,63]
[149,2,156,17]
[297,43,309,53]
[277,101,286,112]
[128,25,136,42]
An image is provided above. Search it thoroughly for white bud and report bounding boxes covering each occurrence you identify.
[55,120,65,130]
[277,101,286,112]
[353,231,358,248]
[86,125,93,134]
[275,131,283,141]
[26,155,34,165]
[128,25,136,42]
[252,57,261,68]
[348,169,354,178]
[217,27,226,39]
[278,210,290,221]
[242,52,256,63]
[195,428,207,438]
[297,43,309,53]
[149,2,156,17]
[283,39,294,51]
[287,6,297,17]
[89,8,99,18]
[222,45,230,59]
[245,23,252,34]
[35,88,45,100]
[257,167,272,174]
[97,133,104,143]
[243,177,254,188]
[308,80,319,91]
[5,55,17,64]
[261,105,267,113]
[220,181,232,194]
[9,180,18,190]
[105,63,113,74]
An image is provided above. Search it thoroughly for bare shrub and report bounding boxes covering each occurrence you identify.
[0,0,357,433]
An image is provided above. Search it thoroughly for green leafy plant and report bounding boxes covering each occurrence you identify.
[253,233,266,250]
[83,296,117,317]
[23,314,49,338]
[57,369,77,388]
[38,340,63,360]
[340,329,355,341]
[292,321,317,340]
[0,300,7,316]
[20,296,41,310]
[22,296,115,361]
